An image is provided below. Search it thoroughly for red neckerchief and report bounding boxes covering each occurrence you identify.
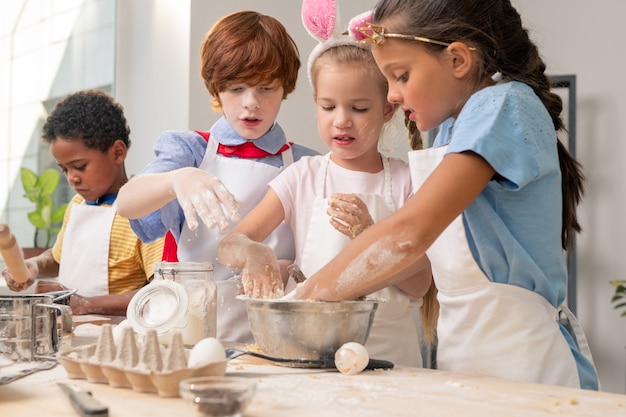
[217,141,292,158]
[161,131,292,262]
[196,130,292,158]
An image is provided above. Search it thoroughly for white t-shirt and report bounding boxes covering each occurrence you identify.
[271,154,423,366]
[269,154,412,268]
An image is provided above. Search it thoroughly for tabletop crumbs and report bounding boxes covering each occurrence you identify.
[552,398,581,409]
[307,374,320,380]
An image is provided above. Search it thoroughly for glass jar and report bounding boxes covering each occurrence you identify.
[127,262,216,347]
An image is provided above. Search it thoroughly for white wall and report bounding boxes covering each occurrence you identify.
[114,0,192,174]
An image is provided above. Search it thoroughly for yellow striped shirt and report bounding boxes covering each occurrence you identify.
[52,194,164,294]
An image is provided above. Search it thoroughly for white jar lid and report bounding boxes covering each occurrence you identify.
[126,280,188,336]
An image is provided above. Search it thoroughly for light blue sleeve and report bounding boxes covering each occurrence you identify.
[129,131,207,243]
[446,82,555,189]
[291,143,321,161]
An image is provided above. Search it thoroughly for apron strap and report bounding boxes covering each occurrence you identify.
[316,153,331,197]
[282,145,294,166]
[558,305,593,359]
[381,156,394,208]
[316,153,394,207]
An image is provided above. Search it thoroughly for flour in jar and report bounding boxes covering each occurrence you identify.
[181,280,217,346]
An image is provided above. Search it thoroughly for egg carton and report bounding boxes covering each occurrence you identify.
[57,324,227,397]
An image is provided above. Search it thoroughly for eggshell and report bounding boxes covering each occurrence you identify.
[335,342,369,375]
[112,319,132,345]
[187,337,226,368]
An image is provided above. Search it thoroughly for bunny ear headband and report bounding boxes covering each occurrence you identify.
[301,0,373,85]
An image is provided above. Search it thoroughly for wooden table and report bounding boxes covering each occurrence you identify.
[1,324,625,417]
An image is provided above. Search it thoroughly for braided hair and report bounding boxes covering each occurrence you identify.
[374,0,583,250]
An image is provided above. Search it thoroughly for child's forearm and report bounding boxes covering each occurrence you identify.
[218,232,281,274]
[118,168,241,233]
[31,248,60,278]
[393,255,432,299]
[117,172,178,218]
[217,232,257,270]
[71,290,138,316]
[34,281,137,316]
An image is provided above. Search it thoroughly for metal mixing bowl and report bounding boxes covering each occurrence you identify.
[241,297,379,362]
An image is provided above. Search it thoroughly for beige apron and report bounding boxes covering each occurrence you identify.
[179,138,294,343]
[299,153,421,367]
[409,145,591,387]
[58,202,114,296]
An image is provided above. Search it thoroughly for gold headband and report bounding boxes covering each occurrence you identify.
[356,21,475,51]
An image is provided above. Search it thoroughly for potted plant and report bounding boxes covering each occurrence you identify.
[20,167,68,249]
[610,279,626,317]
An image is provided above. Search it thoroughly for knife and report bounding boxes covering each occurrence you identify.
[57,383,109,417]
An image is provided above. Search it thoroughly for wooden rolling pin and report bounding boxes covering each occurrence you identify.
[0,223,30,283]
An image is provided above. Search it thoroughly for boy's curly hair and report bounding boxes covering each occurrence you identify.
[42,89,131,152]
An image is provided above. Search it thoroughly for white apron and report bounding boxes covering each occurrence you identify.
[179,138,294,343]
[409,145,592,387]
[299,154,422,367]
[58,202,114,296]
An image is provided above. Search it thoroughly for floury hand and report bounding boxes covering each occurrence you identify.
[172,167,242,231]
[327,193,374,239]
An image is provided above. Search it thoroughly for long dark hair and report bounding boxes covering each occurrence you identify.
[374,0,583,250]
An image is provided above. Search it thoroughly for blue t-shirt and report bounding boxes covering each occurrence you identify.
[436,81,597,390]
[129,117,319,242]
[436,81,565,306]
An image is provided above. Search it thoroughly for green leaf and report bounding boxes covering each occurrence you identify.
[20,166,68,248]
[39,205,52,228]
[51,203,68,223]
[23,189,40,202]
[37,195,54,215]
[27,211,46,229]
[37,169,60,195]
[20,167,39,200]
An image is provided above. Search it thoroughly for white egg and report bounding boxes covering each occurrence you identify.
[187,337,226,368]
[112,319,132,345]
[334,342,369,375]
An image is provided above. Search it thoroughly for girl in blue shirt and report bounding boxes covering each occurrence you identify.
[294,0,599,391]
